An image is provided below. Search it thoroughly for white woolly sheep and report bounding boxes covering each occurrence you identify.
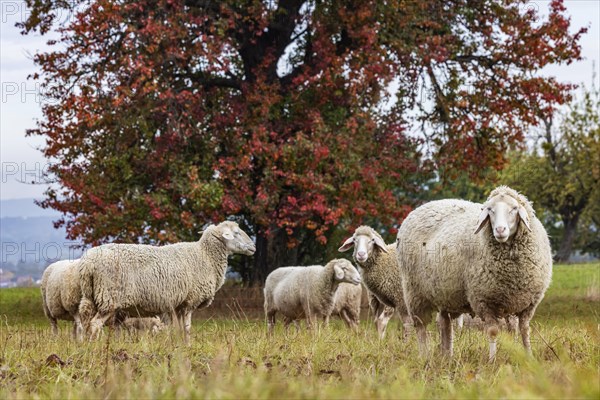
[264,259,362,335]
[41,259,171,339]
[78,220,255,343]
[40,259,84,340]
[396,185,552,360]
[338,226,412,339]
[330,282,363,330]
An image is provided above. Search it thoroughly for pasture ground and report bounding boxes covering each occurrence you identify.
[0,263,598,399]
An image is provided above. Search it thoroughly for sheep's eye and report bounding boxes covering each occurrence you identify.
[487,207,494,214]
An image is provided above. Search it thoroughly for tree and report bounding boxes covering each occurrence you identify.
[501,83,600,261]
[20,0,584,282]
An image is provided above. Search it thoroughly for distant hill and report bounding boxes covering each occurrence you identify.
[0,199,83,281]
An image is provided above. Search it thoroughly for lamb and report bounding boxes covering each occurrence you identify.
[330,282,363,330]
[338,226,412,339]
[40,259,84,340]
[78,221,255,342]
[122,316,165,334]
[264,259,362,335]
[452,314,519,333]
[396,185,552,360]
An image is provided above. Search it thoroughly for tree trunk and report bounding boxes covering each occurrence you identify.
[251,229,299,285]
[554,215,580,262]
[251,231,269,285]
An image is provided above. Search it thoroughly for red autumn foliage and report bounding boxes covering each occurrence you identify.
[19,0,584,282]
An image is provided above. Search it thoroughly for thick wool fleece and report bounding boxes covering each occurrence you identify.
[264,259,359,325]
[41,259,82,322]
[331,283,363,328]
[79,224,231,319]
[396,187,552,325]
[352,226,408,315]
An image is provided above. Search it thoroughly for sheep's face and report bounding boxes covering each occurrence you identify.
[151,317,166,334]
[331,259,362,285]
[338,228,388,264]
[474,195,531,243]
[219,222,256,256]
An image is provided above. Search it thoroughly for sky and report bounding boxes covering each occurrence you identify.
[1,0,599,201]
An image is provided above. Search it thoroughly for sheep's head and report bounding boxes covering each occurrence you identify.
[338,226,388,264]
[474,187,532,243]
[212,221,256,256]
[151,317,166,334]
[328,259,361,285]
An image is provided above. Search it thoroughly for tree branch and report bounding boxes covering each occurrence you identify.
[184,0,222,14]
[451,54,497,68]
[237,0,306,83]
[426,63,450,123]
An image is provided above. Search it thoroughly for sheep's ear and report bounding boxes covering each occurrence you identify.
[338,236,355,252]
[374,236,389,253]
[221,228,234,240]
[518,207,532,232]
[474,208,490,234]
[333,264,345,280]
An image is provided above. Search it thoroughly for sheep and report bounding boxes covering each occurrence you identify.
[41,259,170,339]
[264,259,362,335]
[122,316,166,334]
[338,226,412,339]
[396,185,552,360]
[453,314,519,333]
[330,282,363,330]
[78,220,255,342]
[40,259,84,340]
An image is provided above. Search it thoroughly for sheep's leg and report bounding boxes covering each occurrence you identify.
[49,317,58,335]
[182,310,193,345]
[305,313,317,331]
[340,308,358,331]
[170,309,180,330]
[438,311,453,357]
[482,314,500,362]
[304,305,316,331]
[112,312,127,338]
[401,313,414,341]
[283,316,292,331]
[455,314,464,330]
[71,321,78,339]
[506,315,519,334]
[73,314,84,341]
[348,310,360,332]
[375,308,393,339]
[518,304,537,355]
[267,310,276,336]
[413,314,430,358]
[89,312,114,340]
[339,310,349,328]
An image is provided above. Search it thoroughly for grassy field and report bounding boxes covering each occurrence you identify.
[0,263,598,399]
